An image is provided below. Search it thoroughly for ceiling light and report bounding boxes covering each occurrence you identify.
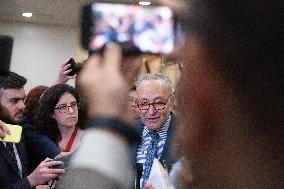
[22,12,33,18]
[139,1,151,6]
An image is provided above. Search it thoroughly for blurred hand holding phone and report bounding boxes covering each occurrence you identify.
[81,2,179,55]
[0,124,22,143]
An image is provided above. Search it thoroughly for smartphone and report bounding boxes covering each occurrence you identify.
[66,58,77,76]
[81,2,178,54]
[51,154,73,170]
[0,124,22,143]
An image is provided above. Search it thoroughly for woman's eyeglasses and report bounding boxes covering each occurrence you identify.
[54,101,78,113]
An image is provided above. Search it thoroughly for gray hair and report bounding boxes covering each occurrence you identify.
[135,73,174,95]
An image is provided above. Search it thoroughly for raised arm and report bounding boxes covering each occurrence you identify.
[57,44,141,189]
[52,60,76,85]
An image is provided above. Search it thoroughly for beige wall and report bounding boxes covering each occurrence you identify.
[0,21,78,92]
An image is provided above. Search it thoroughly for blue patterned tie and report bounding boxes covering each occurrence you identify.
[142,131,159,187]
[6,142,19,172]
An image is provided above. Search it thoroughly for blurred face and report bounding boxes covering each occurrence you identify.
[128,90,140,121]
[0,88,26,124]
[159,0,195,158]
[137,79,174,131]
[52,92,78,129]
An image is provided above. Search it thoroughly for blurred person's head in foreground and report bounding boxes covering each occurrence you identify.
[160,0,284,188]
[127,84,140,123]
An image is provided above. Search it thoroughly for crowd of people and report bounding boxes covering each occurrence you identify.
[0,60,83,188]
[0,69,65,188]
[1,0,283,188]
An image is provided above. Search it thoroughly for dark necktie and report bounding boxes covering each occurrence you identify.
[142,131,159,187]
[6,142,19,172]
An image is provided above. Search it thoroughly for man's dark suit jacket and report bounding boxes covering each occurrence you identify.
[132,112,180,188]
[0,137,32,189]
[0,116,60,189]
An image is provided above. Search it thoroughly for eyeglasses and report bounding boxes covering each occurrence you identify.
[54,101,78,113]
[137,95,172,111]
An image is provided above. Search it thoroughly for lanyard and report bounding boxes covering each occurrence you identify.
[64,127,78,152]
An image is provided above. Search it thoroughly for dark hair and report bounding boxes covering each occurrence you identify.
[0,70,27,90]
[24,85,49,125]
[183,0,283,131]
[34,84,86,144]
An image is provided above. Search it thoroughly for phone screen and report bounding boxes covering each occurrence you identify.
[0,124,22,143]
[82,3,176,54]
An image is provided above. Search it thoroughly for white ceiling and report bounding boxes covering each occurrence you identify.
[0,0,157,27]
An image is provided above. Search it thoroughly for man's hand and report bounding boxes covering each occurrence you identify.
[52,60,76,85]
[0,120,11,139]
[54,152,72,159]
[27,158,65,187]
[77,44,141,119]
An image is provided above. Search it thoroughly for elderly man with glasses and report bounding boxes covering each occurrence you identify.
[133,73,179,189]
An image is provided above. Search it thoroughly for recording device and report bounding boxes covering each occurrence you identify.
[66,58,77,76]
[0,124,22,143]
[0,35,13,71]
[51,154,73,170]
[81,2,178,54]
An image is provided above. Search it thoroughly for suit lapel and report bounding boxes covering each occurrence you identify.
[0,142,19,173]
[159,113,178,170]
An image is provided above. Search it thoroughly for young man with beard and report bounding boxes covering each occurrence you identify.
[0,70,64,188]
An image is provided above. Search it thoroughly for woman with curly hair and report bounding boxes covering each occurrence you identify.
[34,84,86,152]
